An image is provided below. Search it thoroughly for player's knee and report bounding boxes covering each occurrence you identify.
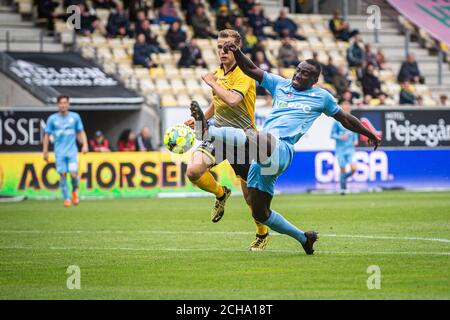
[186,165,204,182]
[249,197,270,223]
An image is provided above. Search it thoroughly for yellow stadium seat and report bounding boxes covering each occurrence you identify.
[150,67,166,78]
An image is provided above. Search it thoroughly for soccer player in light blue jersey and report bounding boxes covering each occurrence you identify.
[190,41,380,255]
[43,95,88,207]
[331,101,359,194]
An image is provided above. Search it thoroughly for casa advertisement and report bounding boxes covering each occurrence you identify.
[0,149,449,199]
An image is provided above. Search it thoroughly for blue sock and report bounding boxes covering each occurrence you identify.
[340,172,347,190]
[71,176,79,192]
[345,171,354,179]
[263,210,306,245]
[207,126,247,147]
[60,177,70,200]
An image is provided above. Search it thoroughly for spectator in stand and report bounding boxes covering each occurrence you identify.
[37,0,59,32]
[106,2,130,37]
[139,19,166,53]
[216,5,234,31]
[133,33,158,68]
[277,36,300,68]
[191,4,216,39]
[75,3,106,36]
[440,94,449,106]
[177,39,207,68]
[136,127,155,151]
[92,0,115,9]
[63,0,86,7]
[185,0,201,25]
[346,33,365,67]
[234,16,245,40]
[159,0,179,24]
[329,9,359,41]
[338,89,355,105]
[364,43,377,67]
[399,81,416,105]
[398,53,425,84]
[239,0,255,17]
[323,56,338,84]
[375,48,392,71]
[117,129,136,152]
[273,7,306,40]
[362,64,381,98]
[332,66,351,98]
[134,9,149,34]
[253,49,273,94]
[165,20,187,51]
[378,93,395,106]
[90,131,111,152]
[416,95,424,106]
[242,25,258,54]
[247,2,270,39]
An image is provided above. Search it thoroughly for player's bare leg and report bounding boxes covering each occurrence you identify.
[70,172,80,205]
[340,163,356,195]
[248,188,318,255]
[186,150,231,223]
[60,173,71,207]
[241,180,270,251]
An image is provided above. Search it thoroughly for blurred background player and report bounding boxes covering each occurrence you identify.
[43,95,88,207]
[330,101,359,194]
[185,29,270,251]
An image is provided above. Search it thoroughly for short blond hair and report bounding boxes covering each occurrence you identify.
[218,29,241,45]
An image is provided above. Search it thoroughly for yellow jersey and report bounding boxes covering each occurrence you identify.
[212,64,256,130]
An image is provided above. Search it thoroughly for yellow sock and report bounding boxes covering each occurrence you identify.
[193,171,224,198]
[255,219,269,236]
[247,205,269,235]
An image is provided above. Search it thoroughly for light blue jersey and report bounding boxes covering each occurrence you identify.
[261,71,340,146]
[45,111,84,157]
[331,121,358,168]
[246,72,340,195]
[331,121,358,154]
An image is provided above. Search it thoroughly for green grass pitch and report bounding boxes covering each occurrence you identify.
[0,191,449,299]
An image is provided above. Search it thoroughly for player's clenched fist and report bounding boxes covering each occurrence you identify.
[201,72,218,87]
[367,137,381,150]
[184,117,195,129]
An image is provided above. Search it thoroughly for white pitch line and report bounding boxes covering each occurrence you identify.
[0,230,449,244]
[0,245,449,256]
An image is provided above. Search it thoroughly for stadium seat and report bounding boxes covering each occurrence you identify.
[155,79,172,94]
[149,67,166,79]
[160,94,177,107]
[139,79,155,95]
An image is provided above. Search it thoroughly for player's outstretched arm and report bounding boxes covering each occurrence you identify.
[333,110,381,150]
[223,42,264,83]
[43,133,50,162]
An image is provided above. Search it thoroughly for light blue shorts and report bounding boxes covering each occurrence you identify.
[247,139,294,196]
[55,154,79,174]
[337,152,355,168]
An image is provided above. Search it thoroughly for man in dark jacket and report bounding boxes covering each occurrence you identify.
[106,2,129,37]
[133,33,158,68]
[177,39,207,68]
[362,64,381,98]
[273,7,305,40]
[347,33,365,67]
[397,53,425,84]
[165,20,187,51]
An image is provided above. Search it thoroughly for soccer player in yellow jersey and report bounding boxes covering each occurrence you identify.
[184,29,269,251]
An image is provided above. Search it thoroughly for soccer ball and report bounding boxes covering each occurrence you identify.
[163,124,195,154]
